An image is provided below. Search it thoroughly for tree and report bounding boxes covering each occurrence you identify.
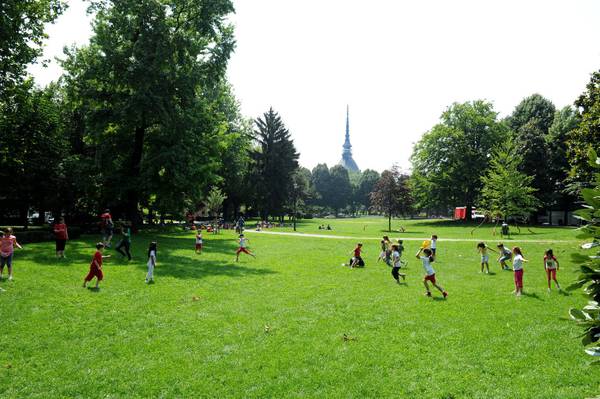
[478,140,539,222]
[507,94,556,134]
[250,108,299,219]
[289,167,311,231]
[370,166,413,231]
[567,70,600,188]
[205,187,227,231]
[0,0,65,93]
[411,101,508,219]
[0,80,67,226]
[60,0,235,225]
[328,165,352,215]
[310,163,331,209]
[355,169,380,213]
[568,148,600,360]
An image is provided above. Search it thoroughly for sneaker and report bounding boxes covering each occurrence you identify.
[145,279,149,284]
[425,292,432,297]
[547,288,551,293]
[442,291,448,298]
[8,276,13,281]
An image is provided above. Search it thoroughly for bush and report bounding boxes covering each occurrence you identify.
[569,149,600,360]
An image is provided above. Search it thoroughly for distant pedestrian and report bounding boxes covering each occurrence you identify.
[146,242,157,283]
[235,234,255,261]
[53,217,68,258]
[115,226,132,261]
[83,243,110,289]
[0,228,23,281]
[544,249,561,292]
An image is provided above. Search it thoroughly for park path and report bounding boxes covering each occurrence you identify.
[244,229,578,244]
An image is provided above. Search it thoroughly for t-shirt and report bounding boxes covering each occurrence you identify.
[479,246,488,255]
[54,223,68,240]
[354,247,362,258]
[397,244,404,256]
[122,228,131,243]
[101,213,113,227]
[544,255,558,269]
[431,239,437,249]
[0,236,17,257]
[420,256,435,276]
[501,246,512,257]
[91,251,103,269]
[239,238,247,248]
[513,254,524,271]
[392,250,401,267]
[147,250,156,267]
[196,234,203,244]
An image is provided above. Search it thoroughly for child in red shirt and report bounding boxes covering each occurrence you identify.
[83,243,110,289]
[349,243,365,268]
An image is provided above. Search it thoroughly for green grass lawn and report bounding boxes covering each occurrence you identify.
[0,218,597,398]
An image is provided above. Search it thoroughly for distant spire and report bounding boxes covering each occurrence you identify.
[339,104,359,172]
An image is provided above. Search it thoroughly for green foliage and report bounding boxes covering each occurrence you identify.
[507,93,556,134]
[354,169,380,211]
[410,101,508,216]
[328,165,352,214]
[569,149,600,360]
[205,186,227,220]
[0,0,65,92]
[567,70,600,187]
[250,108,299,219]
[479,139,539,221]
[370,166,413,231]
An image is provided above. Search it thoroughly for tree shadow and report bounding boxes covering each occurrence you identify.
[136,258,276,280]
[378,230,425,235]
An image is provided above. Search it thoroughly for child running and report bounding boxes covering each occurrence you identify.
[83,243,110,289]
[0,228,22,281]
[235,234,255,261]
[476,242,497,274]
[416,247,448,298]
[115,226,132,261]
[391,244,406,284]
[497,243,512,270]
[544,249,561,292]
[195,231,203,254]
[349,243,365,268]
[512,247,527,297]
[377,240,387,263]
[146,242,157,284]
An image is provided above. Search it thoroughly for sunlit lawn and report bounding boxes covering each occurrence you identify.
[0,218,597,398]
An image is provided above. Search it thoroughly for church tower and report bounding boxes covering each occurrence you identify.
[339,105,359,172]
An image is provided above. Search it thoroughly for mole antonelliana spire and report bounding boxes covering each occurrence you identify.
[339,105,359,172]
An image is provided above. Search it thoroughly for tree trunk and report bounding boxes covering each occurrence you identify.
[388,212,392,232]
[465,203,473,222]
[19,206,29,230]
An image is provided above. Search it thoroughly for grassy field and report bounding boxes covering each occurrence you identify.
[0,218,597,398]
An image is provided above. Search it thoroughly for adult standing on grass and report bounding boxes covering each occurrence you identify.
[0,228,23,281]
[53,217,68,258]
[100,209,114,248]
[83,243,110,289]
[235,234,255,261]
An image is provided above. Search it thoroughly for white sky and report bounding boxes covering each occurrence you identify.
[29,0,600,173]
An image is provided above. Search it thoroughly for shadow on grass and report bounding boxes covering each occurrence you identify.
[521,292,543,300]
[137,258,276,280]
[379,230,426,235]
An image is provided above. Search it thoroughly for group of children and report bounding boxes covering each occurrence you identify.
[345,234,561,299]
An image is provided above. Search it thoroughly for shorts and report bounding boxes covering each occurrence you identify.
[195,243,203,250]
[431,248,437,255]
[481,255,489,263]
[56,239,67,251]
[499,254,512,263]
[0,254,13,268]
[236,247,250,255]
[350,256,365,267]
[85,267,104,282]
[424,273,436,284]
[514,269,523,288]
[546,268,557,280]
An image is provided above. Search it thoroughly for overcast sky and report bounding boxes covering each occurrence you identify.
[29,0,600,172]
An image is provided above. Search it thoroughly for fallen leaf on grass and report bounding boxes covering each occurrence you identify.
[264,325,271,333]
[342,334,357,342]
[5,364,11,369]
[192,295,200,302]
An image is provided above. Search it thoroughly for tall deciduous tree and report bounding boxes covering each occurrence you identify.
[355,169,380,213]
[311,163,331,209]
[250,108,299,219]
[61,0,235,225]
[479,140,539,222]
[0,0,65,92]
[370,166,413,231]
[411,101,508,219]
[568,70,600,188]
[507,94,556,134]
[205,186,227,230]
[328,165,352,215]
